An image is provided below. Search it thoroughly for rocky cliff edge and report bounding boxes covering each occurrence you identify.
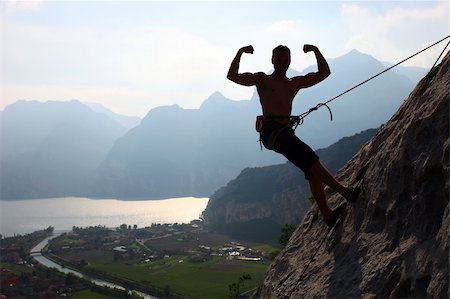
[255,51,449,298]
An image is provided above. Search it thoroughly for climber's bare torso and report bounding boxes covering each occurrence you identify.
[252,73,296,117]
[227,45,330,122]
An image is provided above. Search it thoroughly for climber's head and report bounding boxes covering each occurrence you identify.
[272,45,291,73]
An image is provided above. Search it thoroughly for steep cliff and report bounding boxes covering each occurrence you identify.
[255,52,449,298]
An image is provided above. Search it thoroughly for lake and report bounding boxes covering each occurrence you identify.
[0,197,209,237]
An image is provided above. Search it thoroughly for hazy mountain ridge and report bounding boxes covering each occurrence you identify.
[0,100,131,199]
[255,51,449,298]
[294,49,415,148]
[382,61,427,83]
[91,93,283,199]
[202,128,377,243]
[83,102,141,130]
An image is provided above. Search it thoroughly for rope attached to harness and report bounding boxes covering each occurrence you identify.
[292,102,333,131]
[290,35,450,130]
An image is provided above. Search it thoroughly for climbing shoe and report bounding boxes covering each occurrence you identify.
[345,186,360,203]
[323,204,346,228]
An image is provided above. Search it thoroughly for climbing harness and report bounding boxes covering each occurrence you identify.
[256,34,450,137]
[257,115,300,150]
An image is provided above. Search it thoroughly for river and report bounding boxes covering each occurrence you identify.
[31,233,157,299]
[0,196,209,237]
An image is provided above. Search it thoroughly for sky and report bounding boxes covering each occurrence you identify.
[0,0,449,117]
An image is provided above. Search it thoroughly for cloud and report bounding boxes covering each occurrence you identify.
[340,2,450,67]
[0,20,235,116]
[3,0,44,12]
[267,20,299,35]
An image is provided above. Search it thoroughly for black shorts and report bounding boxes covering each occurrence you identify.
[260,119,319,179]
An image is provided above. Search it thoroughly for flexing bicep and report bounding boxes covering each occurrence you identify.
[292,71,330,89]
[227,72,263,87]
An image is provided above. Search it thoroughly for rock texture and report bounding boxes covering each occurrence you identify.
[255,52,449,298]
[203,163,311,243]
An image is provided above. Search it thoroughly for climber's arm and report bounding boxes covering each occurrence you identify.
[292,45,330,89]
[227,45,262,86]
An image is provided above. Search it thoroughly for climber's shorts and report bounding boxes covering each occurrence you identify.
[260,119,319,180]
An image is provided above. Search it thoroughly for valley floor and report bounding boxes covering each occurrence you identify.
[46,222,278,298]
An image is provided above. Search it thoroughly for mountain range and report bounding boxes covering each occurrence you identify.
[0,100,131,199]
[0,50,426,200]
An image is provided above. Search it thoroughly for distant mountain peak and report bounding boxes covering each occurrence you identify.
[200,91,233,111]
[339,48,376,61]
[83,101,141,130]
[348,48,363,55]
[207,91,226,99]
[3,99,90,115]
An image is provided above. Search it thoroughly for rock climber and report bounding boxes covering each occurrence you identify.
[227,44,359,227]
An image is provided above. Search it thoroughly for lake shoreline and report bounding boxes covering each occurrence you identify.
[0,196,209,237]
[0,195,210,202]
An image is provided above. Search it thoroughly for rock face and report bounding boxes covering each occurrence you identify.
[203,163,312,243]
[255,52,449,298]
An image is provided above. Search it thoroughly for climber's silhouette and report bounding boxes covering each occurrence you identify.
[227,44,359,227]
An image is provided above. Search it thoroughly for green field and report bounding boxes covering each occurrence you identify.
[0,262,33,275]
[89,256,270,298]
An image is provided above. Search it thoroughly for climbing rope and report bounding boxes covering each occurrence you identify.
[431,37,450,71]
[292,34,450,130]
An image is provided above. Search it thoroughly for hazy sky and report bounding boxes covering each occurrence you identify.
[1,0,448,117]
